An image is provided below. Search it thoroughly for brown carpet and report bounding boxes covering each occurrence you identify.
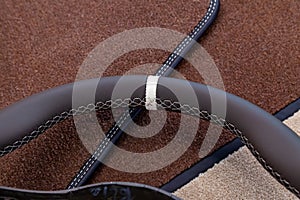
[0,0,299,191]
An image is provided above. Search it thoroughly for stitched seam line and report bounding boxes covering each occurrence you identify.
[67,110,133,188]
[1,97,299,197]
[71,0,218,186]
[0,98,136,156]
[156,0,217,76]
[155,100,300,197]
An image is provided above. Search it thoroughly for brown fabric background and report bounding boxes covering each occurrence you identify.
[0,0,299,191]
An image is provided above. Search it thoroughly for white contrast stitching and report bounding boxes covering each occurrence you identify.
[67,110,132,188]
[69,0,219,188]
[156,0,217,76]
[1,97,299,197]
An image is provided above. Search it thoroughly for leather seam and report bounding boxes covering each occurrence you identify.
[155,0,217,76]
[0,97,298,197]
[69,0,218,188]
[67,110,133,188]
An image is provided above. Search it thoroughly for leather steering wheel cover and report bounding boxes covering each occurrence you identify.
[0,75,299,196]
[0,76,146,150]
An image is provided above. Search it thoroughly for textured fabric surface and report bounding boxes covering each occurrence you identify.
[0,0,299,191]
[284,110,300,135]
[174,110,300,199]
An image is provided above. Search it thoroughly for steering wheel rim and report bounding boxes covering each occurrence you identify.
[0,75,299,198]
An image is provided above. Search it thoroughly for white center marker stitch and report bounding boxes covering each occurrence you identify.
[145,75,160,110]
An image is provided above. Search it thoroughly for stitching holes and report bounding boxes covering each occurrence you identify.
[69,111,132,188]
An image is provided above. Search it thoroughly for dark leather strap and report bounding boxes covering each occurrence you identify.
[0,75,299,197]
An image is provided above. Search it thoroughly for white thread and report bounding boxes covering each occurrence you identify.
[68,110,132,188]
[156,0,217,76]
[2,95,298,196]
[2,0,220,187]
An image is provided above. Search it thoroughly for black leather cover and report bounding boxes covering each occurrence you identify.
[0,75,299,196]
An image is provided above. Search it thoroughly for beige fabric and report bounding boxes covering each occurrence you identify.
[284,110,300,137]
[174,110,300,200]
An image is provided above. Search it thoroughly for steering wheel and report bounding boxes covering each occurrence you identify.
[0,75,299,199]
